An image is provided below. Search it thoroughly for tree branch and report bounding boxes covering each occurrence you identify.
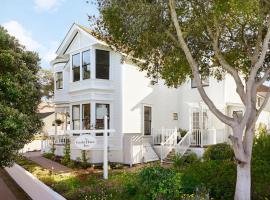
[168,0,235,127]
[256,68,270,87]
[250,15,270,79]
[207,27,247,105]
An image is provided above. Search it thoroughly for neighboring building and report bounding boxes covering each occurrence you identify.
[22,102,56,152]
[47,23,270,165]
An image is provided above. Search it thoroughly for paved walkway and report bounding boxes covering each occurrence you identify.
[0,169,31,200]
[24,151,71,173]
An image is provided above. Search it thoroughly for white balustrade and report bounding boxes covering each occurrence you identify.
[175,131,191,156]
[160,128,178,162]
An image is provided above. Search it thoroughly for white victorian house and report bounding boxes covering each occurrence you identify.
[45,23,270,165]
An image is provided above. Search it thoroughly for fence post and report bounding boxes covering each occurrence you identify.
[103,116,108,180]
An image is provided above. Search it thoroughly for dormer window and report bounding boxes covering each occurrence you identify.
[96,49,109,80]
[55,72,63,89]
[72,53,80,82]
[82,50,91,80]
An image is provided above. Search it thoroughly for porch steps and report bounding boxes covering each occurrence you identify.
[163,148,192,164]
[143,143,159,162]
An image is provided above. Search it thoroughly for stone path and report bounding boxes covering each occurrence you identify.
[24,151,71,173]
[0,169,31,200]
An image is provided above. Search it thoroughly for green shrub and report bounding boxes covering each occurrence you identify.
[181,160,236,200]
[138,166,182,200]
[172,153,185,170]
[43,152,55,160]
[252,132,270,200]
[178,129,188,137]
[67,160,76,169]
[185,153,199,164]
[203,143,234,161]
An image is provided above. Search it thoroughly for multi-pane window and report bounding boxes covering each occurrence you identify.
[55,72,63,89]
[72,105,80,130]
[96,104,110,129]
[192,111,208,130]
[96,50,109,79]
[72,53,80,82]
[192,112,200,130]
[82,104,91,130]
[191,77,209,88]
[82,50,90,80]
[144,106,152,135]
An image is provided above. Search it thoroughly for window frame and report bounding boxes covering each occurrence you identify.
[55,71,63,90]
[72,53,81,82]
[95,49,110,80]
[72,105,80,130]
[82,50,91,80]
[95,103,110,131]
[143,105,152,136]
[82,103,91,130]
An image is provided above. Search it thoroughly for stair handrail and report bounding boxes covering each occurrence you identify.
[160,128,177,162]
[175,131,191,156]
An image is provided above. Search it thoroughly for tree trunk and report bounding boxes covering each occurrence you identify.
[234,160,251,200]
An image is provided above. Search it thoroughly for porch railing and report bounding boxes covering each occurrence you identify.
[190,129,216,147]
[160,128,177,162]
[175,131,191,156]
[153,128,177,145]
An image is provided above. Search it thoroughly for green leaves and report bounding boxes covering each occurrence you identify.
[0,26,42,167]
[95,0,270,84]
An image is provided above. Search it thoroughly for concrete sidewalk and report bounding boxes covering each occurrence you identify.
[0,169,31,200]
[24,151,71,173]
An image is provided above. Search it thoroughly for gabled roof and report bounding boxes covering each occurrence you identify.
[55,23,107,56]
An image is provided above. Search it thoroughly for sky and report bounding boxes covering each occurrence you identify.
[0,0,99,69]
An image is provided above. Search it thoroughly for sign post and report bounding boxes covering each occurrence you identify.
[103,115,108,180]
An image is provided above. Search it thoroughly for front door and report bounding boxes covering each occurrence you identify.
[144,106,152,135]
[191,108,208,146]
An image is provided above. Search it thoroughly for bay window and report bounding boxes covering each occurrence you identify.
[96,50,109,79]
[72,53,80,82]
[82,50,90,80]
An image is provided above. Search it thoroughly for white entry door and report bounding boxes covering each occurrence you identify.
[190,107,208,146]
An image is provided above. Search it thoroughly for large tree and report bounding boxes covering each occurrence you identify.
[0,26,42,167]
[93,0,270,199]
[38,68,54,100]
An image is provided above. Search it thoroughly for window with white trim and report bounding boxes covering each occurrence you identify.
[82,50,90,80]
[55,72,63,89]
[72,105,80,130]
[96,49,110,80]
[82,104,91,130]
[72,53,80,82]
